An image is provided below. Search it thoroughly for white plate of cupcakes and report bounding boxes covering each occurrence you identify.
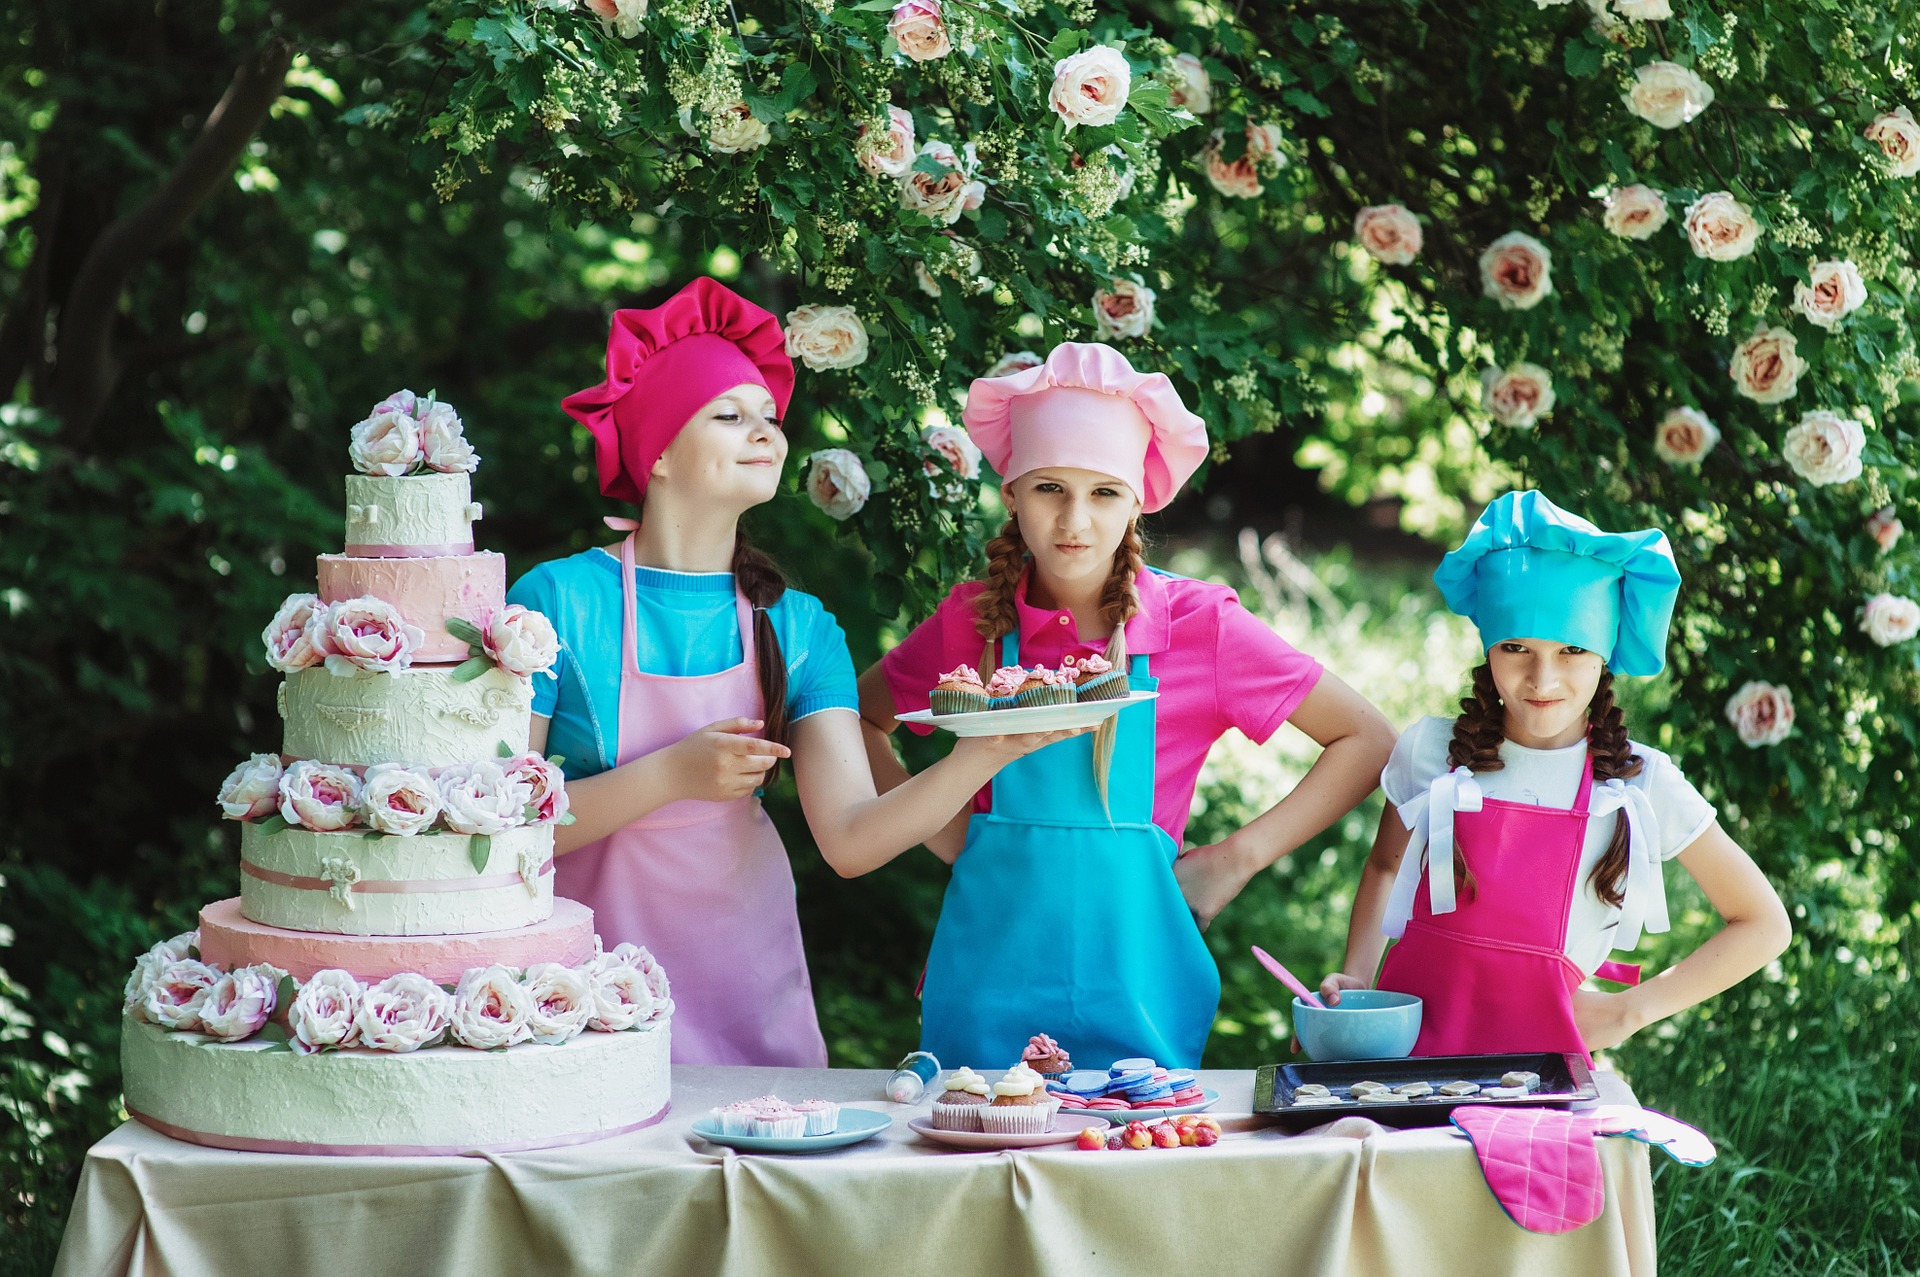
[896,659,1157,737]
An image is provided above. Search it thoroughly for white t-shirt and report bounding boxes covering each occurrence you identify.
[1381,716,1718,976]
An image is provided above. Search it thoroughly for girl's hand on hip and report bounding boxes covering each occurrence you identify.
[1172,834,1261,931]
[663,718,791,802]
[1572,986,1642,1052]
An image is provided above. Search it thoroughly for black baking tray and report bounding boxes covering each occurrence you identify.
[1253,1052,1597,1131]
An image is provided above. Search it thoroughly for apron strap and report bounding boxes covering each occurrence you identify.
[1593,960,1642,986]
[617,532,641,678]
[1588,775,1669,948]
[1382,765,1482,938]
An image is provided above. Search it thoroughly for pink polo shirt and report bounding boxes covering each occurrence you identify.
[880,567,1324,848]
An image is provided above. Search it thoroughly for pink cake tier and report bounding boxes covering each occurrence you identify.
[196,896,596,983]
[317,551,505,664]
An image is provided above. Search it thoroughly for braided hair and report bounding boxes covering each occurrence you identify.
[1444,664,1642,907]
[730,531,791,786]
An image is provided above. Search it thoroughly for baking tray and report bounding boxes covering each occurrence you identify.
[1253,1052,1597,1132]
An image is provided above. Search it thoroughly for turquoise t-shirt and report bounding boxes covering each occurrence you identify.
[506,549,859,780]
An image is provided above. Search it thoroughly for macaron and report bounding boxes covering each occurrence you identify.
[1110,1058,1156,1076]
[1061,1070,1111,1096]
[1126,1080,1176,1102]
[1161,1069,1197,1091]
[1105,1069,1152,1092]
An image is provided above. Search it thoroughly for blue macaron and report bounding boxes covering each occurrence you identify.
[1110,1058,1156,1076]
[1126,1080,1176,1102]
[1105,1068,1152,1092]
[1059,1071,1110,1097]
[1161,1069,1198,1092]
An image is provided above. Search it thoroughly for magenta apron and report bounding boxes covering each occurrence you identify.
[553,534,827,1066]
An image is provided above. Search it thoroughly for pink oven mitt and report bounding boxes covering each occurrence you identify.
[1449,1104,1716,1234]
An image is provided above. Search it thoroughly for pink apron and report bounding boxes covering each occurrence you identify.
[553,534,827,1066]
[1376,754,1599,1063]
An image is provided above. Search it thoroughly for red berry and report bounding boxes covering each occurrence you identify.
[1105,1131,1124,1151]
[1151,1123,1181,1149]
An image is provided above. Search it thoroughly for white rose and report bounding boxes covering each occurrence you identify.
[1683,192,1761,261]
[1624,61,1714,129]
[858,105,916,178]
[217,752,285,821]
[597,941,674,1020]
[897,139,978,226]
[418,401,479,474]
[703,104,770,155]
[438,761,531,836]
[123,931,200,1012]
[262,592,328,673]
[1781,409,1867,486]
[288,969,363,1055]
[360,763,443,836]
[913,261,942,298]
[502,752,570,824]
[1480,231,1553,310]
[279,760,363,832]
[1729,324,1805,404]
[1353,204,1423,265]
[583,0,647,39]
[889,0,951,62]
[355,972,452,1053]
[1793,260,1868,329]
[920,425,982,481]
[138,958,220,1031]
[1584,0,1628,38]
[784,304,870,371]
[1864,106,1920,178]
[1652,407,1720,466]
[984,351,1043,379]
[1050,46,1132,130]
[449,965,536,1050]
[1613,0,1670,18]
[1724,681,1795,748]
[584,962,655,1032]
[521,962,595,1044]
[1480,363,1557,428]
[348,410,421,477]
[1860,594,1920,647]
[1092,278,1156,340]
[1601,184,1670,240]
[804,449,872,521]
[1165,53,1211,114]
[315,595,425,676]
[484,603,560,678]
[196,964,282,1043]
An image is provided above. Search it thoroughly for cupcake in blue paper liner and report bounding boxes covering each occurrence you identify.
[930,664,989,716]
[1013,664,1074,708]
[985,665,1028,710]
[1070,652,1128,702]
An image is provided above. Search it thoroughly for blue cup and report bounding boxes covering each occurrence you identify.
[1291,990,1423,1061]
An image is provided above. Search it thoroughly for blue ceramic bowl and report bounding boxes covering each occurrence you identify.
[1291,990,1423,1061]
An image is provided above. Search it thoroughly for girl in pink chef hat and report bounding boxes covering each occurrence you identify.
[859,342,1399,1068]
[510,279,1078,1067]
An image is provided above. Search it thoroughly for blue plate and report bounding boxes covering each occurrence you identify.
[1069,1088,1221,1125]
[690,1107,892,1154]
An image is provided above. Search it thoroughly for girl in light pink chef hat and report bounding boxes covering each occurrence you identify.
[860,342,1398,1068]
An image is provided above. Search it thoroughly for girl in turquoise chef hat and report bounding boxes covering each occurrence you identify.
[1321,491,1790,1060]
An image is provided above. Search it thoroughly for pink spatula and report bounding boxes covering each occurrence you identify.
[1250,945,1327,1009]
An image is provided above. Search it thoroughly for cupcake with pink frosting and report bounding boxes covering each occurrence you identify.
[1022,1032,1073,1080]
[1069,652,1128,702]
[985,665,1028,709]
[931,665,989,716]
[1014,664,1074,709]
[792,1098,840,1136]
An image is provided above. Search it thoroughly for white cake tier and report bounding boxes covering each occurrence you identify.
[122,1012,671,1155]
[344,472,482,557]
[317,550,505,663]
[279,665,531,768]
[198,896,596,984]
[239,821,554,937]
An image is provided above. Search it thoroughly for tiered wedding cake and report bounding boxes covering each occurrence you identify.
[119,392,671,1155]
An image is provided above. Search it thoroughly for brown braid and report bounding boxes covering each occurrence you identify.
[1099,519,1146,642]
[1444,663,1644,907]
[973,517,1029,643]
[730,532,791,787]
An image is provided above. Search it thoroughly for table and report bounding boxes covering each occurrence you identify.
[54,1067,1656,1277]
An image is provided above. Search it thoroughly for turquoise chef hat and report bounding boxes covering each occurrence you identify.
[1433,490,1681,676]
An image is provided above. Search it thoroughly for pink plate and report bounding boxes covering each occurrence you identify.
[908,1113,1111,1150]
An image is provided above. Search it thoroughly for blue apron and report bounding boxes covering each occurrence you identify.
[917,634,1221,1068]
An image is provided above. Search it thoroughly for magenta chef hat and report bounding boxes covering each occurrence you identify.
[561,277,796,504]
[961,343,1208,513]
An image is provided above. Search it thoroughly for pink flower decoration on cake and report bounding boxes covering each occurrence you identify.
[288,969,365,1055]
[355,972,453,1052]
[197,964,283,1042]
[137,958,221,1031]
[262,592,329,673]
[483,604,560,678]
[418,400,480,474]
[584,962,656,1032]
[360,763,443,836]
[502,753,569,825]
[217,753,285,821]
[448,965,535,1050]
[315,596,424,677]
[437,761,530,836]
[370,389,420,418]
[279,760,364,832]
[521,963,595,1045]
[599,941,673,1020]
[348,409,423,477]
[123,931,199,1011]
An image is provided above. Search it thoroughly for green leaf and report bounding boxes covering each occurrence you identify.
[274,976,295,1011]
[558,811,577,826]
[256,813,290,835]
[1564,40,1604,80]
[469,833,492,873]
[362,829,385,840]
[451,656,493,682]
[445,616,485,646]
[524,804,540,822]
[498,739,514,758]
[546,755,566,768]
[446,18,476,43]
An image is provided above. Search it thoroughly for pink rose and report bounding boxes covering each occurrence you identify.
[521,963,595,1044]
[438,761,531,836]
[348,410,422,477]
[1601,184,1669,240]
[584,0,648,39]
[315,595,424,676]
[1245,122,1285,167]
[804,449,872,521]
[1480,231,1553,310]
[138,958,220,1031]
[369,389,419,419]
[898,139,977,226]
[123,931,200,1012]
[279,760,364,832]
[262,592,327,673]
[1092,278,1155,340]
[197,964,282,1042]
[1793,260,1868,329]
[355,972,452,1052]
[360,763,443,836]
[1683,192,1761,261]
[598,941,673,1019]
[448,965,535,1050]
[1860,593,1920,647]
[1480,363,1556,428]
[1050,46,1132,130]
[1729,325,1805,404]
[858,105,916,178]
[584,962,656,1032]
[288,969,364,1055]
[1725,681,1795,748]
[418,401,479,474]
[484,603,560,678]
[1866,506,1903,553]
[1353,204,1423,265]
[1863,106,1920,178]
[1165,53,1211,114]
[1202,130,1264,199]
[1781,410,1865,486]
[984,351,1043,379]
[1652,407,1720,466]
[503,753,570,825]
[217,752,285,821]
[889,0,950,62]
[921,425,982,481]
[1624,61,1714,129]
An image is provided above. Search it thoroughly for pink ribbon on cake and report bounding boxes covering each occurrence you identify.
[127,1102,673,1157]
[343,542,476,559]
[241,860,554,894]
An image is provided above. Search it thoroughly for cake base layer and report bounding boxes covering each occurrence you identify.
[197,896,595,983]
[239,822,554,936]
[279,664,532,768]
[122,1013,670,1155]
[318,551,505,663]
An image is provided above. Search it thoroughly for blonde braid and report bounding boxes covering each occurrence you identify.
[973,517,1029,644]
[1091,519,1145,805]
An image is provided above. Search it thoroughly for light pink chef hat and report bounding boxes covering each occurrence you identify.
[961,343,1208,513]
